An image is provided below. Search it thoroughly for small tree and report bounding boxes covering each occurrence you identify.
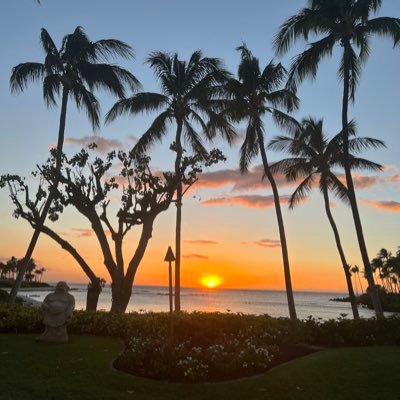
[1,146,224,312]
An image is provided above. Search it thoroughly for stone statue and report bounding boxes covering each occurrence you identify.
[37,281,75,343]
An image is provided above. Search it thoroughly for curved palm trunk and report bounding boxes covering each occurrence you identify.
[322,185,359,319]
[9,88,69,303]
[174,120,183,312]
[258,134,297,320]
[342,42,383,318]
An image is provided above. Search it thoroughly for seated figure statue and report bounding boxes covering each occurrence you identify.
[37,281,75,343]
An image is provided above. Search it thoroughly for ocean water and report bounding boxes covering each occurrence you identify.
[18,284,388,320]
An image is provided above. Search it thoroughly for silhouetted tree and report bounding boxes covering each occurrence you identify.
[1,145,223,312]
[224,45,299,320]
[9,26,139,302]
[106,51,234,311]
[274,0,400,318]
[269,117,384,318]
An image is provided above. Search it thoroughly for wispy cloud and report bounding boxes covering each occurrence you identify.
[336,172,400,189]
[59,228,111,238]
[70,228,95,237]
[185,240,219,245]
[362,200,400,212]
[182,253,208,259]
[198,166,400,194]
[241,238,281,248]
[337,173,379,189]
[201,194,289,209]
[64,136,124,153]
[197,165,293,192]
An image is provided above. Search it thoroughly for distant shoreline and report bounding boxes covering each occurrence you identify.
[0,279,51,289]
[331,293,400,313]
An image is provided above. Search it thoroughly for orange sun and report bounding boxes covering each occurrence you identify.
[200,274,222,289]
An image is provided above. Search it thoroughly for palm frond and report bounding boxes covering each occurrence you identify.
[146,51,174,93]
[348,137,386,153]
[205,111,237,145]
[261,62,287,92]
[105,92,169,123]
[40,28,59,58]
[268,135,297,153]
[264,89,299,113]
[345,156,383,171]
[274,7,331,55]
[42,74,62,106]
[365,17,400,45]
[183,120,208,159]
[92,39,134,61]
[239,118,260,173]
[287,35,335,91]
[338,45,361,102]
[133,111,171,154]
[71,84,100,130]
[325,172,350,204]
[10,63,46,93]
[78,63,140,98]
[270,157,310,180]
[271,109,301,135]
[288,174,314,209]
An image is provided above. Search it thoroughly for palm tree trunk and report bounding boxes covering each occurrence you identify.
[341,42,383,318]
[258,133,297,320]
[174,120,183,312]
[357,272,364,294]
[8,88,69,303]
[322,185,359,318]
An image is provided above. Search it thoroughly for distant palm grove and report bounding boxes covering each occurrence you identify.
[1,0,400,318]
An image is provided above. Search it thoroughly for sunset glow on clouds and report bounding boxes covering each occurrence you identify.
[240,239,281,248]
[362,200,400,212]
[201,195,290,209]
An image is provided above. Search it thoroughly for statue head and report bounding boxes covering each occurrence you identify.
[55,281,70,294]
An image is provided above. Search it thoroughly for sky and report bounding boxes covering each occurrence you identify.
[0,0,399,292]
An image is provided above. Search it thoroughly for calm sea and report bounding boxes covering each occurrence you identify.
[17,284,389,320]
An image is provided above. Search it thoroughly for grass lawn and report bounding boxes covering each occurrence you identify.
[1,334,399,400]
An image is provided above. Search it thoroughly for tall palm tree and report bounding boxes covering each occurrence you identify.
[269,117,385,319]
[9,26,140,302]
[224,45,299,320]
[106,50,235,311]
[274,0,400,318]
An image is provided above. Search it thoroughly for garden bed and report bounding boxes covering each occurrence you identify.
[1,304,400,382]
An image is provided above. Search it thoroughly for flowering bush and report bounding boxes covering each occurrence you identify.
[1,304,400,381]
[115,326,276,382]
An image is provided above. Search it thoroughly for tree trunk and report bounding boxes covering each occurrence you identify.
[322,185,359,319]
[174,120,183,312]
[86,278,102,311]
[258,134,297,320]
[341,42,383,318]
[110,280,132,314]
[9,88,69,303]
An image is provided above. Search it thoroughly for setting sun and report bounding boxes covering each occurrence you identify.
[200,274,223,289]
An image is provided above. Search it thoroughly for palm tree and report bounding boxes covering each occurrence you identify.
[106,50,235,311]
[8,26,140,302]
[224,45,299,320]
[269,117,384,318]
[274,0,400,318]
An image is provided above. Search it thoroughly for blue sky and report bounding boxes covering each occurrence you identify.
[0,0,399,290]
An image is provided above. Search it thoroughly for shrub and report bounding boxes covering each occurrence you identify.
[1,304,400,382]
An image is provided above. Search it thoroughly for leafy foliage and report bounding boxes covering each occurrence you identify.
[1,305,400,381]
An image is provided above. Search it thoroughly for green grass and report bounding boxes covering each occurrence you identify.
[1,335,399,400]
